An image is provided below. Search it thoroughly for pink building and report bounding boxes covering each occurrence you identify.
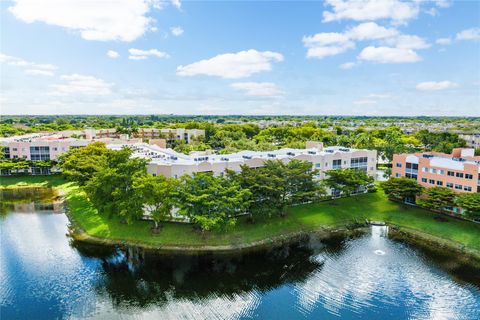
[392,148,480,193]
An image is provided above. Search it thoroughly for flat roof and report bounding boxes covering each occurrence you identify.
[107,143,372,166]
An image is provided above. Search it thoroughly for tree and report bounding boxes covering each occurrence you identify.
[84,147,148,223]
[417,187,455,212]
[324,168,374,197]
[455,193,480,220]
[58,142,108,185]
[381,177,423,202]
[133,175,179,232]
[176,172,251,232]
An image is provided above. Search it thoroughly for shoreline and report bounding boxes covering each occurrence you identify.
[2,175,479,261]
[66,202,480,263]
[66,205,370,254]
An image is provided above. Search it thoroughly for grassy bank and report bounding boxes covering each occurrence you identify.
[1,175,480,252]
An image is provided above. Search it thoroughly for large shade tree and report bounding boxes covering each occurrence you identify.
[381,177,423,202]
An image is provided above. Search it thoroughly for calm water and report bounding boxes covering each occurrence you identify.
[1,189,480,319]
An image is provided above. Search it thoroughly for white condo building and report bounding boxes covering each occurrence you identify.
[107,141,377,180]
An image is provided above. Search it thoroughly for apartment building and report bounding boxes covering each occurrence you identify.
[459,133,480,149]
[107,141,377,183]
[392,148,480,193]
[84,128,205,143]
[1,132,140,175]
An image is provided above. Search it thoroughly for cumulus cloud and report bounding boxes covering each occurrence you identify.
[456,28,480,41]
[302,32,354,59]
[436,37,452,45]
[385,35,430,49]
[322,0,419,24]
[171,0,181,10]
[358,46,421,63]
[8,0,162,42]
[107,50,120,59]
[170,26,184,36]
[346,22,398,40]
[230,82,283,98]
[51,74,113,95]
[0,53,58,76]
[302,22,427,60]
[416,81,459,91]
[176,49,283,79]
[128,48,170,60]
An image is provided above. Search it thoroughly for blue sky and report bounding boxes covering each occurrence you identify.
[1,0,479,116]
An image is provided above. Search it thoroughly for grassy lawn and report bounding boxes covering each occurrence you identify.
[0,175,68,189]
[2,175,479,251]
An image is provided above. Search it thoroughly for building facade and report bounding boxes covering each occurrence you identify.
[392,148,480,193]
[107,142,377,183]
[459,134,480,150]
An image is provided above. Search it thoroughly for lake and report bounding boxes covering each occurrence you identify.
[1,188,479,319]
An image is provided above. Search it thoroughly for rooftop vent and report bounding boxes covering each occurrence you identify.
[267,154,276,158]
[308,151,316,155]
[339,148,350,152]
[286,152,295,156]
[422,154,434,158]
[242,155,252,159]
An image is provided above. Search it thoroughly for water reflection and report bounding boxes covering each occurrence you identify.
[0,187,63,214]
[1,198,480,319]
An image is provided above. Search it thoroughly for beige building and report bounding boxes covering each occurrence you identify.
[107,142,377,183]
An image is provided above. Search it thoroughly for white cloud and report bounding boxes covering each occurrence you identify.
[24,69,55,76]
[51,74,113,95]
[0,53,58,75]
[354,99,377,105]
[107,50,120,59]
[322,0,419,24]
[432,0,452,8]
[230,82,283,98]
[176,49,283,79]
[456,28,480,41]
[339,62,356,69]
[9,0,162,42]
[347,22,398,40]
[306,44,355,59]
[171,0,181,10]
[436,37,452,45]
[302,32,354,59]
[128,48,170,60]
[358,46,421,63]
[416,81,459,91]
[385,35,430,49]
[170,26,184,36]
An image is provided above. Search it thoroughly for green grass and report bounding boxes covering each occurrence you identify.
[0,175,68,189]
[2,175,480,251]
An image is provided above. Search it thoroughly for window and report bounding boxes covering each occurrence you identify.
[421,178,427,183]
[396,173,401,177]
[436,181,443,186]
[464,186,472,192]
[429,179,435,184]
[446,182,453,188]
[396,163,402,168]
[455,184,462,190]
[422,167,428,173]
[406,163,418,170]
[430,168,437,174]
[315,163,321,168]
[447,171,454,176]
[439,170,445,175]
[30,146,50,161]
[456,172,464,178]
[12,148,17,151]
[332,159,342,169]
[465,174,473,180]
